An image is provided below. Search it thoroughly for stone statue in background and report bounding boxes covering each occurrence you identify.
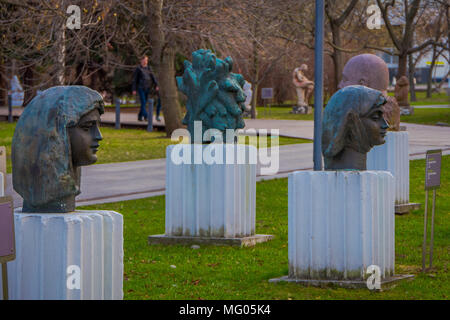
[395,76,413,115]
[176,49,246,143]
[339,53,400,131]
[292,64,314,114]
[10,75,24,107]
[242,80,253,117]
[322,85,389,170]
[12,86,104,213]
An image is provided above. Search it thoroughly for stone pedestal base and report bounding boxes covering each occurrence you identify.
[0,210,123,300]
[0,172,4,196]
[400,106,414,115]
[153,144,272,246]
[395,202,422,215]
[367,131,420,214]
[291,105,312,114]
[148,234,273,247]
[269,274,414,289]
[287,171,395,282]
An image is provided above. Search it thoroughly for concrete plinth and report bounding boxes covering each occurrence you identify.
[148,234,274,247]
[269,274,414,289]
[0,209,123,300]
[0,172,4,196]
[287,171,396,282]
[367,131,420,214]
[151,144,272,246]
[291,105,312,114]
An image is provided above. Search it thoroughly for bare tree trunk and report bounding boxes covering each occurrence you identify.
[250,20,259,119]
[426,45,438,98]
[148,0,182,137]
[250,81,258,119]
[325,0,358,93]
[250,53,259,119]
[23,65,36,106]
[156,47,183,135]
[408,53,416,102]
[0,58,7,107]
[54,15,66,86]
[397,53,408,78]
[331,24,342,93]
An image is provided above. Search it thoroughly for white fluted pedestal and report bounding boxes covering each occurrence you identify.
[0,172,4,196]
[0,210,123,300]
[148,144,273,247]
[367,131,420,214]
[270,171,413,288]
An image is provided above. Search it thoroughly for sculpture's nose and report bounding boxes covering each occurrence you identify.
[381,117,389,130]
[94,125,103,141]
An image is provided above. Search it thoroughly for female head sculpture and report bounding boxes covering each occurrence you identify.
[322,85,388,170]
[12,86,104,213]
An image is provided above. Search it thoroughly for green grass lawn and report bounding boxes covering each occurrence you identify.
[253,106,315,120]
[80,155,450,300]
[251,105,450,125]
[387,91,449,106]
[400,108,450,126]
[0,122,309,173]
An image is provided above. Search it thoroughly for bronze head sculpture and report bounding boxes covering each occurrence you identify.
[338,53,400,131]
[322,85,388,170]
[12,86,104,213]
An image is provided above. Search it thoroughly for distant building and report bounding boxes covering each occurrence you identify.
[377,49,449,86]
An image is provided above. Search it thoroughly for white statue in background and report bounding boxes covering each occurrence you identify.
[243,80,252,112]
[292,64,314,114]
[10,75,24,107]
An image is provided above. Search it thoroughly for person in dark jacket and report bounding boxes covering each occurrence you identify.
[132,55,159,121]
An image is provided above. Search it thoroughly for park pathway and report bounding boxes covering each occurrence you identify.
[3,117,450,208]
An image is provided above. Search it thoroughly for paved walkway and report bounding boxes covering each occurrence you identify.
[0,107,166,130]
[415,105,449,108]
[4,118,450,208]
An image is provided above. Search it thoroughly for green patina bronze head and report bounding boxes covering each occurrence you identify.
[322,85,388,170]
[176,49,246,143]
[12,86,104,213]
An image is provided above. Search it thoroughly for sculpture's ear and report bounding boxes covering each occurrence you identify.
[345,111,363,148]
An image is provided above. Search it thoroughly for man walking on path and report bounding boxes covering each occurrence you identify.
[155,91,162,122]
[132,55,159,121]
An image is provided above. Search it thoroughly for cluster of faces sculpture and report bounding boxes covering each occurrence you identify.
[10,51,396,212]
[176,49,247,143]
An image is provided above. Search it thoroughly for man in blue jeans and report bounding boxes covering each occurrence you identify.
[155,91,162,122]
[132,55,159,121]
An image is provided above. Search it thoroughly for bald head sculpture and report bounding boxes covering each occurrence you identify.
[339,54,389,93]
[339,53,400,131]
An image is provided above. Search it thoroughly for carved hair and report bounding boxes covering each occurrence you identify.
[12,86,104,207]
[322,85,386,162]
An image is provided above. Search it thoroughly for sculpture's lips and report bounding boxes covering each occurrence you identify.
[91,144,99,153]
[380,131,387,138]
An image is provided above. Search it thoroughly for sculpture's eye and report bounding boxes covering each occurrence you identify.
[81,121,95,131]
[371,111,382,121]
